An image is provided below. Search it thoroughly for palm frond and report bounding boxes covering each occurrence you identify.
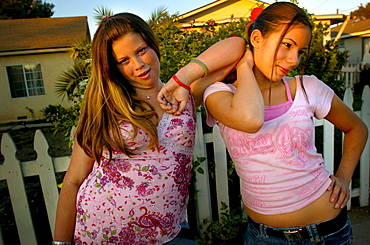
[55,61,91,100]
[70,38,92,61]
[93,6,114,25]
[147,5,168,28]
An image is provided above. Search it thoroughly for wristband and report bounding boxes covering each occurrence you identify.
[172,75,191,91]
[190,59,209,77]
[52,241,72,245]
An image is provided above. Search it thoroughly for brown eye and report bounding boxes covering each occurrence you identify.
[117,58,129,65]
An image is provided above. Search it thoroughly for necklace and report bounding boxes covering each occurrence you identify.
[136,91,160,100]
[136,83,163,99]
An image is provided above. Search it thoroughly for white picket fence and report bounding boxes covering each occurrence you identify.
[340,63,362,89]
[0,85,369,245]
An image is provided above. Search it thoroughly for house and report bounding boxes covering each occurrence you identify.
[177,0,345,36]
[0,16,90,123]
[331,18,370,65]
[177,0,268,30]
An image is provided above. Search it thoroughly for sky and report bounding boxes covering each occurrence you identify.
[47,0,369,36]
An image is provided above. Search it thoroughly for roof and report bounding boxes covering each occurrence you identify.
[312,14,346,25]
[177,0,346,29]
[177,0,268,26]
[0,16,90,53]
[331,18,370,39]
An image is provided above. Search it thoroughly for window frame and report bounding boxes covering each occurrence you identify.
[6,63,46,99]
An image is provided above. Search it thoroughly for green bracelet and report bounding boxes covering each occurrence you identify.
[190,59,209,77]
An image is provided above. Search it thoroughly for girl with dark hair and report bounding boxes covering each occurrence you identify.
[53,12,246,244]
[161,2,368,244]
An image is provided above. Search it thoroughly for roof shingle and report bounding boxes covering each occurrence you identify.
[0,16,90,53]
[331,18,370,38]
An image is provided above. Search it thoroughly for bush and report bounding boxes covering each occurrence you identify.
[42,104,80,143]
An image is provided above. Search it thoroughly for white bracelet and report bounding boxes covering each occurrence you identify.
[52,241,72,245]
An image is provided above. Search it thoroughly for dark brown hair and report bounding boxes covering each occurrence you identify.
[247,2,313,102]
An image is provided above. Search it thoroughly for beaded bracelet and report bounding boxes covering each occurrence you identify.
[190,59,209,77]
[52,241,72,245]
[172,75,191,91]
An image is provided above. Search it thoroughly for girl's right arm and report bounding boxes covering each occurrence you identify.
[205,49,264,133]
[158,36,246,114]
[53,140,95,242]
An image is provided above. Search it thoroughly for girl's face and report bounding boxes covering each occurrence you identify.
[252,24,311,83]
[112,32,161,89]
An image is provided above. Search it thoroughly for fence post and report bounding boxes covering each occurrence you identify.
[1,133,37,244]
[360,85,370,206]
[193,112,213,225]
[343,87,354,209]
[320,119,335,174]
[34,130,59,237]
[212,125,229,218]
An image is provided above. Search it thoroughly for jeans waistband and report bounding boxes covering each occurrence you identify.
[248,207,348,241]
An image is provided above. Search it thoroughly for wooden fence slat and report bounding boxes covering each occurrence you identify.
[34,130,59,237]
[1,133,37,245]
[343,88,354,209]
[323,119,335,174]
[360,85,370,206]
[193,112,213,224]
[212,125,229,218]
[52,156,70,173]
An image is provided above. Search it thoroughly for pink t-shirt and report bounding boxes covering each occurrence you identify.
[204,76,334,215]
[74,96,196,244]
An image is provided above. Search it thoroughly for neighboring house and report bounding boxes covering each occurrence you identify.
[177,0,345,36]
[177,0,268,30]
[331,18,370,65]
[0,16,90,123]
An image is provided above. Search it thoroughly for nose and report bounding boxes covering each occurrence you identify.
[132,56,145,70]
[286,51,300,68]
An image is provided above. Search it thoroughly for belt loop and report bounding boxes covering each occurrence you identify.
[260,224,269,238]
[306,224,321,242]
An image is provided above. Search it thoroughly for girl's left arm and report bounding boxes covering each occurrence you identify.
[324,94,368,209]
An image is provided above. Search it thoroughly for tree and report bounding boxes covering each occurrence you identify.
[350,3,370,19]
[0,0,54,19]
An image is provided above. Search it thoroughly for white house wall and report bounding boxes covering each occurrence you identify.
[0,52,75,123]
[339,37,364,64]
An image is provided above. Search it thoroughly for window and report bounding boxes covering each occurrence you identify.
[6,64,45,98]
[338,40,345,49]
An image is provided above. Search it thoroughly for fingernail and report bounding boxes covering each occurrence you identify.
[335,204,339,209]
[330,198,335,202]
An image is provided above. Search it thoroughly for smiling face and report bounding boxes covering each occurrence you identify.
[112,32,161,90]
[251,24,311,84]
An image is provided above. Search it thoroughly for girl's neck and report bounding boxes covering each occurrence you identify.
[135,80,163,99]
[254,67,283,91]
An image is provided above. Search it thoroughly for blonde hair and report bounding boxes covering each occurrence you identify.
[75,13,160,164]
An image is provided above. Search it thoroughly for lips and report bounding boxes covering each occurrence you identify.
[137,69,150,79]
[278,66,290,75]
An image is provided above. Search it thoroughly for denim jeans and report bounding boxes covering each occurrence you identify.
[164,221,199,245]
[244,211,353,244]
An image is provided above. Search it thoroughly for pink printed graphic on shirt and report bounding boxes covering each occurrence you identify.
[228,133,275,157]
[290,107,311,117]
[277,124,312,158]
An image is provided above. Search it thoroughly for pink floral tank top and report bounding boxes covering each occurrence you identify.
[74,96,196,244]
